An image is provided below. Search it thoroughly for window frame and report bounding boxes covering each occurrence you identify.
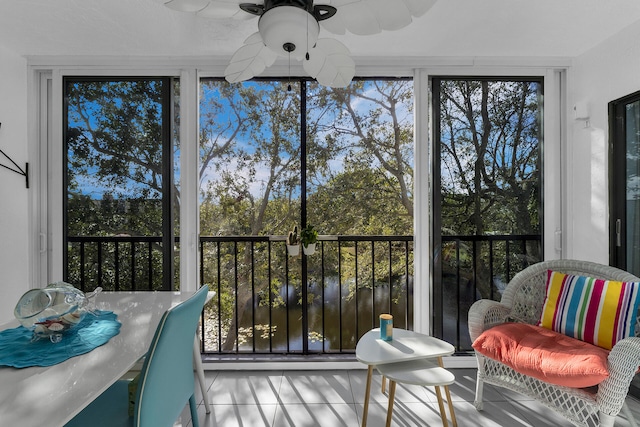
[413,67,565,336]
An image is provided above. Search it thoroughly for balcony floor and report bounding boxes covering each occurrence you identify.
[181,368,640,426]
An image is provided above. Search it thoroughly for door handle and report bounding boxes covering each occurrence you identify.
[554,228,562,252]
[616,219,622,247]
[40,232,47,254]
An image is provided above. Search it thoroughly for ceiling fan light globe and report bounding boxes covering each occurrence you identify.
[258,6,320,59]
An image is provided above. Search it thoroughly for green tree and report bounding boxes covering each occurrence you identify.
[436,79,542,315]
[199,80,303,350]
[439,80,541,236]
[308,80,415,230]
[65,79,176,290]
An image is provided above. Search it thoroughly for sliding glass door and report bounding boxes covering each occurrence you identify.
[610,90,640,276]
[609,90,640,398]
[432,77,544,351]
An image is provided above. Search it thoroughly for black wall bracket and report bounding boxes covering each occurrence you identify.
[0,122,29,188]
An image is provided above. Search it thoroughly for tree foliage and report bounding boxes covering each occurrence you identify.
[435,79,542,325]
[65,79,178,291]
[439,80,541,236]
[307,80,414,229]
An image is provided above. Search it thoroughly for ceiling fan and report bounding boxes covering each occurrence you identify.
[157,0,437,88]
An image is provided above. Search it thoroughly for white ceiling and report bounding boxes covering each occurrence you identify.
[1,0,639,61]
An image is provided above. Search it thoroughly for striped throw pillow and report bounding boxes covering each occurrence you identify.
[539,270,640,350]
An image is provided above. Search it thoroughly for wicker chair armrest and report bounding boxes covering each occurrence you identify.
[468,299,511,342]
[597,337,640,416]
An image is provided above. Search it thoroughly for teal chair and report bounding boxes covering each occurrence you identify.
[65,285,208,427]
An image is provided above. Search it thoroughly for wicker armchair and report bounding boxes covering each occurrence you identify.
[468,259,640,427]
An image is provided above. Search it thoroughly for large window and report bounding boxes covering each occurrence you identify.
[198,78,414,353]
[58,72,550,355]
[433,78,543,351]
[64,77,179,291]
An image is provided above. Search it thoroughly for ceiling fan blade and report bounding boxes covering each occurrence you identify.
[320,2,375,35]
[320,0,435,35]
[159,0,259,19]
[303,39,355,88]
[198,1,255,19]
[225,32,278,83]
[161,0,211,13]
[401,0,437,17]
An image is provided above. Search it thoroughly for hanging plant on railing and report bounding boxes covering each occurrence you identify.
[286,226,300,256]
[300,225,318,255]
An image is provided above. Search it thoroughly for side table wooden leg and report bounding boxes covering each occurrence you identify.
[444,385,457,427]
[362,365,373,427]
[435,386,449,427]
[385,380,397,427]
[382,376,387,394]
[437,356,455,427]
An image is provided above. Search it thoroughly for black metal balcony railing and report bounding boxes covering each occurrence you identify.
[67,235,165,291]
[437,234,542,352]
[198,235,414,355]
[66,233,541,355]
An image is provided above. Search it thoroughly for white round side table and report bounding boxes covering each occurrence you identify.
[355,328,456,427]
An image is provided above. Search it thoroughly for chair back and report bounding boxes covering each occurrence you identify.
[134,286,208,427]
[500,259,640,327]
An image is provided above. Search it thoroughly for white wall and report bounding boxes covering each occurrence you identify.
[568,20,640,263]
[0,46,29,322]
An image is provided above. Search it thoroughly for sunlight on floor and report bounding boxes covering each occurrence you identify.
[172,368,640,427]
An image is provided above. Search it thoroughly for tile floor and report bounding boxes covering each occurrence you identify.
[179,368,640,427]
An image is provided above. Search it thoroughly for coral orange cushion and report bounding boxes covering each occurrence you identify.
[472,322,610,388]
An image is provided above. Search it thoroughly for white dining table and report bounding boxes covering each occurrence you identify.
[0,290,211,427]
